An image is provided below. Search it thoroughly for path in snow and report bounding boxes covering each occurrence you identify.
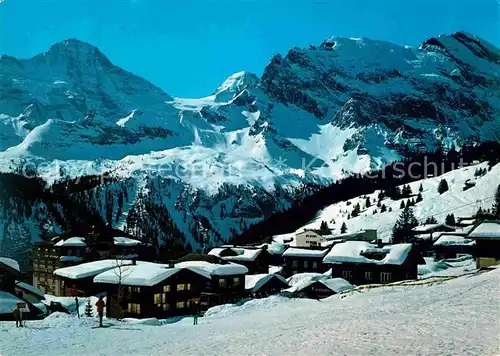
[1,268,499,355]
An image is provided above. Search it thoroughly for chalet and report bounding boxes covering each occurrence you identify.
[468,221,500,268]
[323,241,422,285]
[282,248,330,277]
[412,224,456,257]
[94,261,212,319]
[0,257,21,294]
[432,233,476,260]
[53,259,135,296]
[245,273,289,298]
[208,246,269,274]
[295,230,325,247]
[174,260,248,311]
[283,277,353,300]
[33,235,155,294]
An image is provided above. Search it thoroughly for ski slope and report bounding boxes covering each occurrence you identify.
[299,162,500,241]
[1,268,499,355]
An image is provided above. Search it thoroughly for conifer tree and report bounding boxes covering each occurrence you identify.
[85,298,93,317]
[419,183,423,193]
[340,222,347,234]
[493,184,500,218]
[380,204,387,213]
[392,205,419,243]
[365,197,371,208]
[424,216,438,224]
[416,193,423,203]
[438,179,449,194]
[445,213,456,226]
[400,200,405,209]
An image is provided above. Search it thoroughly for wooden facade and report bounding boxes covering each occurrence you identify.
[326,247,422,285]
[282,249,330,277]
[200,274,246,311]
[103,268,211,319]
[433,244,475,261]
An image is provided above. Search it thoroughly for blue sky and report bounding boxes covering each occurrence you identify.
[1,0,498,97]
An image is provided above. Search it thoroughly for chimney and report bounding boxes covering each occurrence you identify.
[377,239,383,247]
[131,258,137,265]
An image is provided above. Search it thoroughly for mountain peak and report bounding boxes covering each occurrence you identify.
[39,38,112,67]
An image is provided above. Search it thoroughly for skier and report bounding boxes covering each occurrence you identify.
[95,296,106,327]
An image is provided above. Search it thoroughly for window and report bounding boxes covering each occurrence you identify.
[129,286,141,293]
[177,284,186,291]
[219,279,227,288]
[176,301,185,309]
[154,293,161,305]
[365,272,373,280]
[187,283,191,291]
[312,261,318,269]
[304,261,309,268]
[380,272,392,283]
[233,277,241,286]
[342,270,352,279]
[127,303,141,314]
[292,260,298,268]
[163,303,170,311]
[162,293,166,303]
[163,285,171,293]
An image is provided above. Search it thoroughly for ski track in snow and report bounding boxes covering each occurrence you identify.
[1,268,499,355]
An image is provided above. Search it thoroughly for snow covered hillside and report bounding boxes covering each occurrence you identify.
[0,32,499,257]
[300,162,500,241]
[1,267,499,355]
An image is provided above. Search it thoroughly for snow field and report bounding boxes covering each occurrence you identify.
[1,267,498,356]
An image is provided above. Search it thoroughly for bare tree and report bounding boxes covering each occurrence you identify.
[111,257,133,320]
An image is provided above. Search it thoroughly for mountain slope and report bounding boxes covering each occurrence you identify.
[0,32,499,262]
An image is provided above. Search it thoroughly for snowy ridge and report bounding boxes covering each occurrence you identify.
[299,162,500,241]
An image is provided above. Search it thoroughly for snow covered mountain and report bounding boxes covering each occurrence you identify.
[297,162,500,242]
[0,32,499,261]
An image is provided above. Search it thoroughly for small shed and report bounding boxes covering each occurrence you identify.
[245,274,289,297]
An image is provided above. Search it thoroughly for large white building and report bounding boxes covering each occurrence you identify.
[294,230,325,247]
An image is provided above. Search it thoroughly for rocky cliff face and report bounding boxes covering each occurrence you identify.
[0,32,499,263]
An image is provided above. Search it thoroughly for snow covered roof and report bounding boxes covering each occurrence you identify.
[15,281,45,298]
[256,242,287,255]
[285,277,353,294]
[174,261,249,276]
[94,262,209,287]
[0,257,20,272]
[413,224,452,233]
[459,219,476,226]
[318,278,354,294]
[282,248,330,258]
[286,270,332,287]
[245,273,288,293]
[323,241,412,265]
[113,236,143,246]
[0,291,30,314]
[269,265,283,275]
[433,235,476,247]
[54,259,133,280]
[468,222,500,239]
[55,237,87,247]
[208,247,263,262]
